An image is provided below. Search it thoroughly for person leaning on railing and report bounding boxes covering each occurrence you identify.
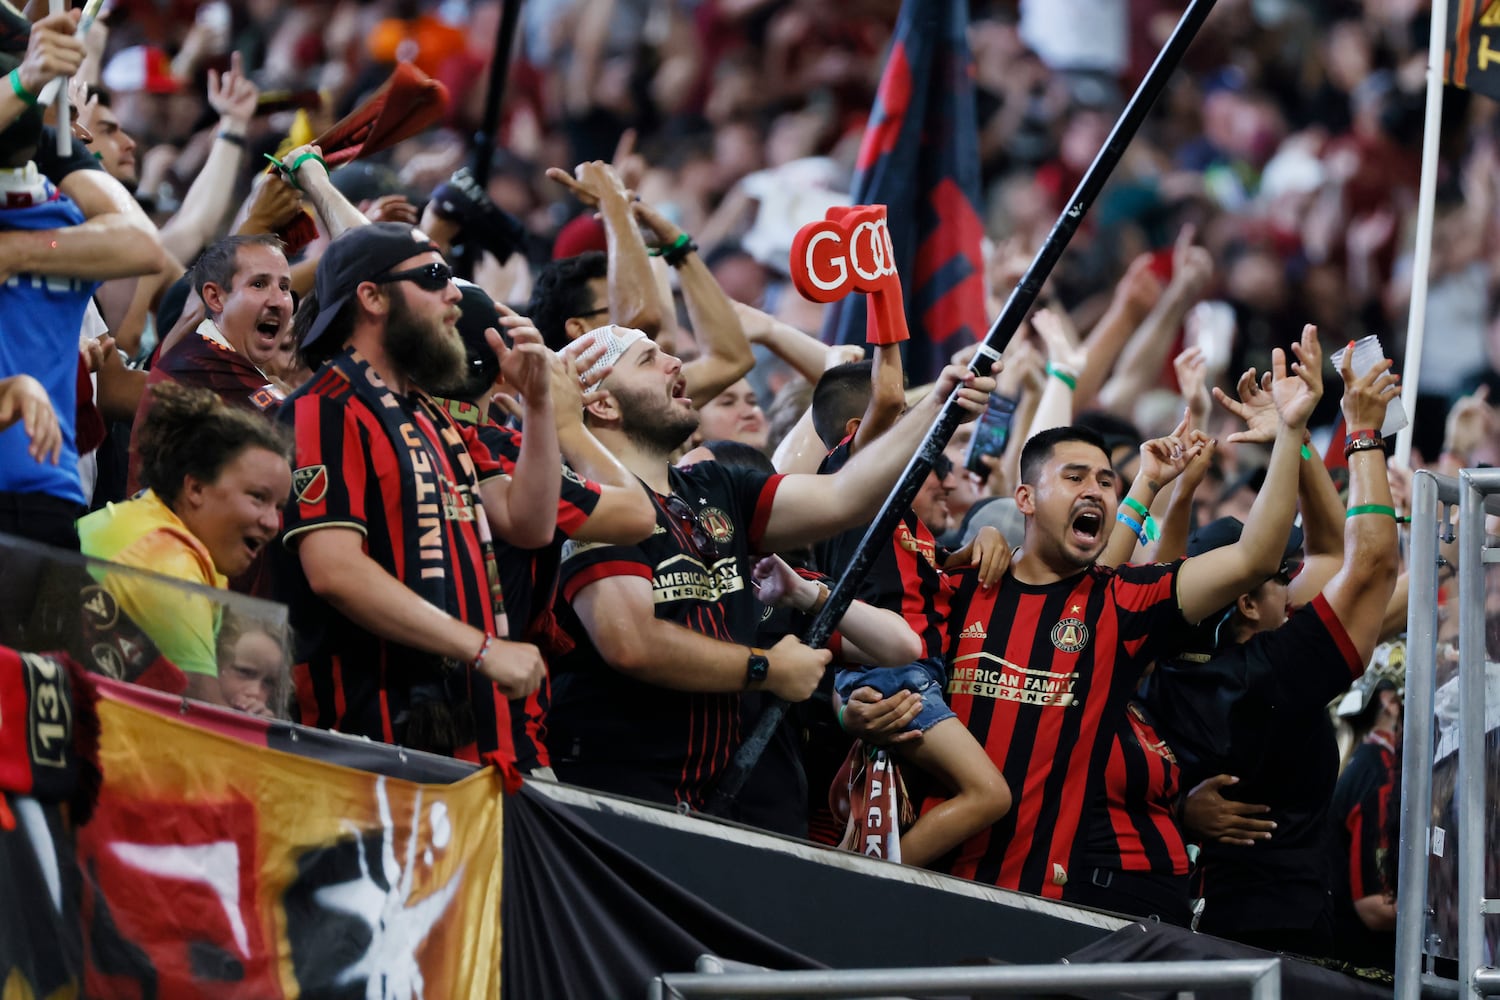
[78,382,291,706]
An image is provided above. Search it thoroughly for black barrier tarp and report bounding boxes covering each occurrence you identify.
[501,782,821,999]
[1055,920,1392,1000]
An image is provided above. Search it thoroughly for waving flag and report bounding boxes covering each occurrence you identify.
[823,0,987,384]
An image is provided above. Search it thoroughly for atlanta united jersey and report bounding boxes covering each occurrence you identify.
[549,461,784,810]
[939,560,1189,897]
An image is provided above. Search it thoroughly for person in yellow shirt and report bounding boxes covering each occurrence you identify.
[79,383,292,705]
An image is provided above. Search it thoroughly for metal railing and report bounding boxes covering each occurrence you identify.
[1398,470,1500,999]
[648,958,1283,999]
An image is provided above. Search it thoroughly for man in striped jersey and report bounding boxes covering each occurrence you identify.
[934,330,1323,899]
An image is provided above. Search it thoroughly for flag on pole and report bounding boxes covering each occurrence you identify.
[1446,0,1500,99]
[822,0,987,385]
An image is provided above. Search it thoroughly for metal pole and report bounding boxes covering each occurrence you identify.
[705,0,1222,815]
[1458,468,1497,997]
[454,0,524,280]
[648,958,1282,999]
[1393,0,1450,468]
[1397,471,1448,999]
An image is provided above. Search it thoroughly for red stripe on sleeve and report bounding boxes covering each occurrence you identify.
[748,474,787,551]
[1347,802,1368,899]
[1311,593,1363,678]
[560,560,652,603]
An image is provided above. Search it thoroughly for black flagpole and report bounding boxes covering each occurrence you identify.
[455,0,524,280]
[704,0,1221,817]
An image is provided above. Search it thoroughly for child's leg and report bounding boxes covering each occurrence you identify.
[894,717,1012,869]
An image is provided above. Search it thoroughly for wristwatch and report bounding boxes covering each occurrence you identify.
[745,647,770,688]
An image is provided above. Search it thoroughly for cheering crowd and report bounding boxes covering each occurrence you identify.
[2,0,1499,983]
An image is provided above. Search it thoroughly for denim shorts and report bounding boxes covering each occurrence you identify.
[834,657,955,734]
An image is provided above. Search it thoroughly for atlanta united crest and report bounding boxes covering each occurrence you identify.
[699,506,735,545]
[1050,617,1089,653]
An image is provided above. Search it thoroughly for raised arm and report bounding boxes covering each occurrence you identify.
[1315,347,1403,667]
[546,160,664,336]
[1177,325,1323,624]
[159,52,258,262]
[760,364,994,552]
[1099,414,1204,568]
[546,332,657,544]
[633,198,754,404]
[735,301,833,386]
[477,326,560,549]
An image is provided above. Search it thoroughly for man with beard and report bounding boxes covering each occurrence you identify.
[547,325,995,813]
[273,222,553,764]
[127,234,293,493]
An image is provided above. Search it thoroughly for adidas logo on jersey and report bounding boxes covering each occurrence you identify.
[959,621,987,640]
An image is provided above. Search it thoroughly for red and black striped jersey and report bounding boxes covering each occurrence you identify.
[458,408,604,773]
[813,438,953,659]
[272,368,514,764]
[1078,700,1190,876]
[128,329,282,494]
[1329,729,1397,970]
[938,560,1188,897]
[548,461,784,811]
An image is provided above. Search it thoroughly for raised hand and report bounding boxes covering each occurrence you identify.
[1173,345,1211,427]
[932,364,998,421]
[1137,411,1204,490]
[1337,341,1400,434]
[1268,323,1323,430]
[545,159,631,209]
[1032,307,1088,374]
[490,321,553,405]
[751,554,806,608]
[364,194,420,225]
[1213,365,1277,444]
[207,51,258,132]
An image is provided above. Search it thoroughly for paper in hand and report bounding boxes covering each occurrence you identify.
[1330,334,1408,437]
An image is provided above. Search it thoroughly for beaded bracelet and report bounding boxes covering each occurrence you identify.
[471,631,495,671]
[651,232,697,267]
[1045,363,1078,391]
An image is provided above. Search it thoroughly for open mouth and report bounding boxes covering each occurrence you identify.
[1071,507,1104,545]
[254,317,282,346]
[670,378,691,406]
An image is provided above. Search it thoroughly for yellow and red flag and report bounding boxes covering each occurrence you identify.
[77,693,503,999]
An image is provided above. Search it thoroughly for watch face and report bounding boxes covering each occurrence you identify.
[747,654,769,685]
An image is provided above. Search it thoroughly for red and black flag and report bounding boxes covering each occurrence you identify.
[1447,0,1500,100]
[822,0,987,384]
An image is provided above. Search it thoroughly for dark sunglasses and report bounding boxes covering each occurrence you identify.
[932,454,954,480]
[371,262,455,293]
[662,493,720,562]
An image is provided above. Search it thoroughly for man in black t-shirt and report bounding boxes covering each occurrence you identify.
[549,325,993,811]
[1143,344,1403,956]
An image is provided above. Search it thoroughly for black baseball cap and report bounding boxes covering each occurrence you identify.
[301,222,442,351]
[1186,515,1305,580]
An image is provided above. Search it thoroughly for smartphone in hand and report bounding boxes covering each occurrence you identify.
[964,394,1019,476]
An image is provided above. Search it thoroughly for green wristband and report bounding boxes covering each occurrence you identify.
[1121,496,1152,521]
[1300,444,1313,461]
[837,703,847,732]
[9,68,38,108]
[1045,363,1078,391]
[1346,504,1397,520]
